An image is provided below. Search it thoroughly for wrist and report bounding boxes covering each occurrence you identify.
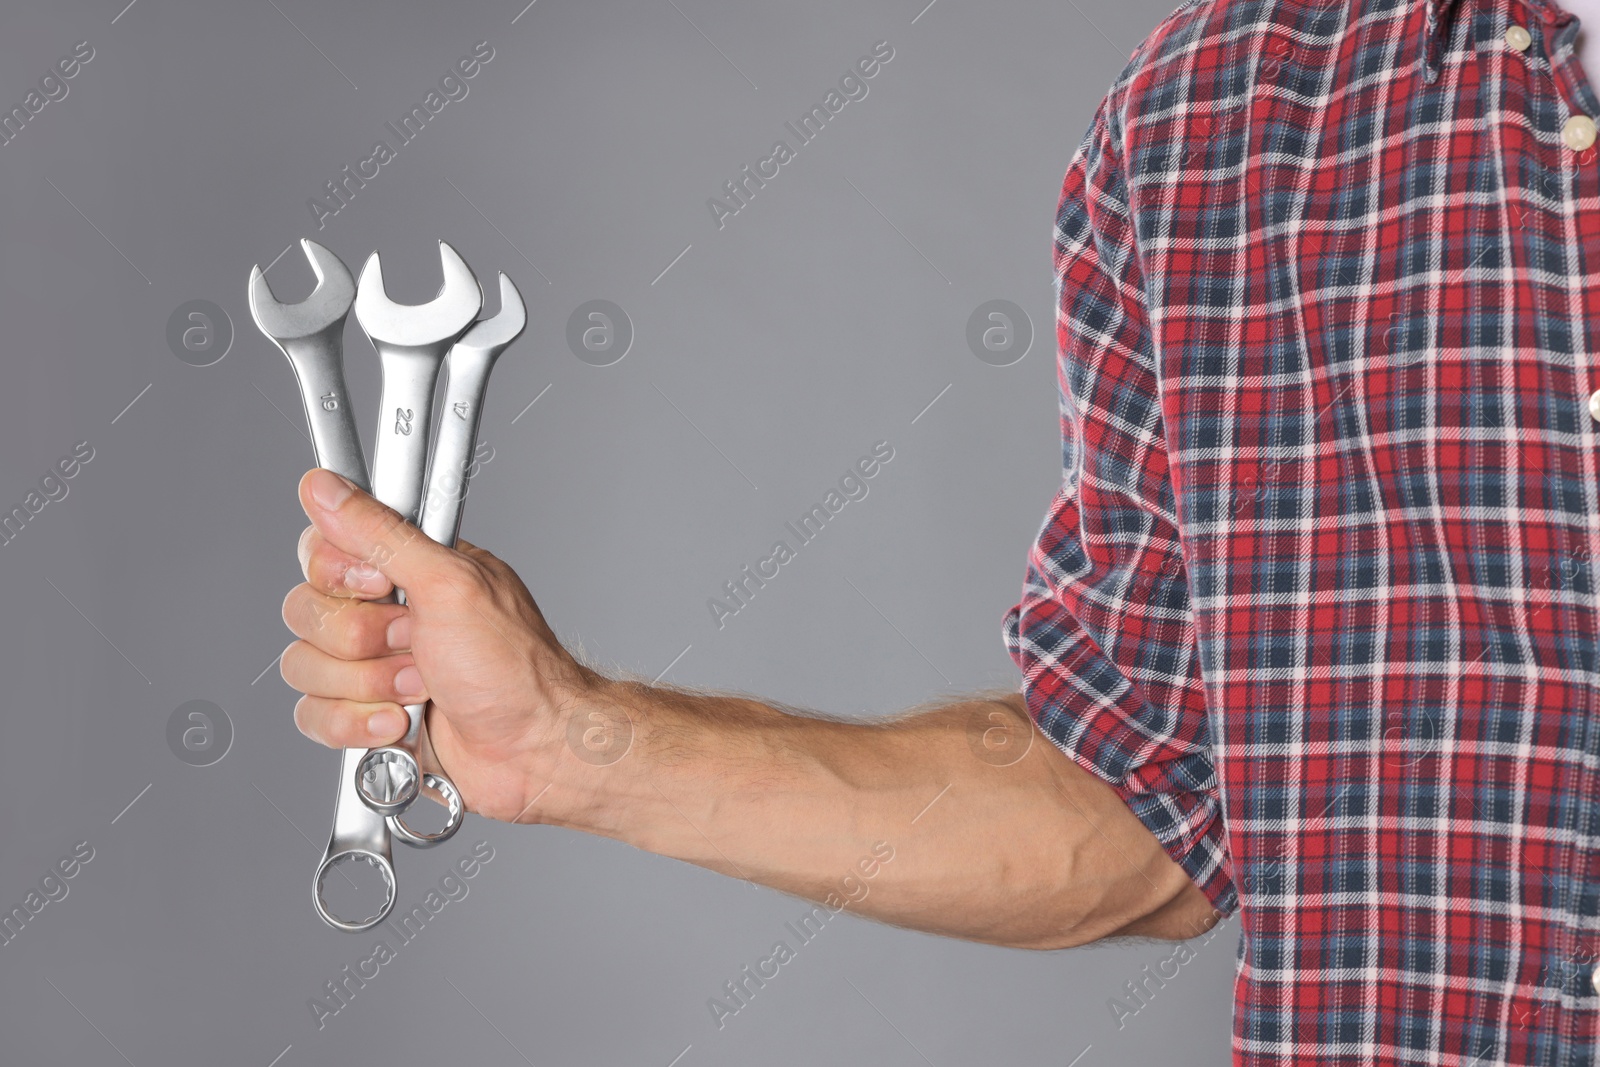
[521,674,822,867]
[513,673,689,842]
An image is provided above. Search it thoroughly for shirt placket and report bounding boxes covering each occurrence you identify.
[1492,0,1600,1046]
[1544,2,1600,1023]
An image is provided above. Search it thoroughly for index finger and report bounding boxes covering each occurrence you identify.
[297,523,397,600]
[299,469,456,596]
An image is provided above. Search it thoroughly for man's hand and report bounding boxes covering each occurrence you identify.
[280,467,1222,949]
[281,467,602,825]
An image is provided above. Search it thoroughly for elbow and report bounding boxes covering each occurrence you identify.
[1014,847,1223,951]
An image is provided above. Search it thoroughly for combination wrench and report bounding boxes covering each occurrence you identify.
[248,239,397,931]
[385,269,526,848]
[349,242,480,828]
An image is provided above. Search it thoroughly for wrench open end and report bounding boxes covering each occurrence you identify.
[247,238,356,342]
[354,240,482,349]
[457,272,527,356]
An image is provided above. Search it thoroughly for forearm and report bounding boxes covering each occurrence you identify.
[533,682,1215,949]
[283,471,1216,945]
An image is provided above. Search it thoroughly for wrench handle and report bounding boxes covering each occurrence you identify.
[390,353,496,750]
[370,343,446,524]
[273,330,398,930]
[419,352,497,547]
[282,332,371,491]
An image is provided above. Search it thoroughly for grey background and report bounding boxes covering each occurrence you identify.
[0,1,1238,1064]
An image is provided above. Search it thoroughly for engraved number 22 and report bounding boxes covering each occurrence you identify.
[394,407,413,435]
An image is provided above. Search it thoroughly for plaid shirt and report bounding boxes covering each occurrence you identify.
[1002,0,1600,1060]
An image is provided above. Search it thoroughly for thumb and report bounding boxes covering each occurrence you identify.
[298,469,457,595]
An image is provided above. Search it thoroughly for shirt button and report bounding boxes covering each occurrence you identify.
[1507,24,1533,51]
[1592,964,1600,996]
[1564,114,1598,151]
[1588,388,1600,423]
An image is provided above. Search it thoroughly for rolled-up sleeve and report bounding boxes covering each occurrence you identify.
[1002,98,1236,915]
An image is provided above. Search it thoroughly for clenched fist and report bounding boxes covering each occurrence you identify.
[280,467,606,825]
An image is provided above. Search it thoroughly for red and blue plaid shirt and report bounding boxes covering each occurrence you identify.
[1003,0,1600,1060]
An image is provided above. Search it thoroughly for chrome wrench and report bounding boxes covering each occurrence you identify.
[351,241,481,828]
[247,239,397,932]
[387,271,526,847]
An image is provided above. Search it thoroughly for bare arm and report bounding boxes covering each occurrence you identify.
[280,469,1220,950]
[562,684,1217,947]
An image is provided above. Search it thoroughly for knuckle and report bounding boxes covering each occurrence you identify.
[294,696,355,747]
[474,552,511,585]
[451,553,490,590]
[331,618,368,660]
[362,658,402,701]
[312,613,358,660]
[319,656,368,702]
[337,607,390,660]
[288,586,349,643]
[302,599,359,654]
[329,702,368,745]
[458,541,493,567]
[310,546,352,594]
[418,550,482,599]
